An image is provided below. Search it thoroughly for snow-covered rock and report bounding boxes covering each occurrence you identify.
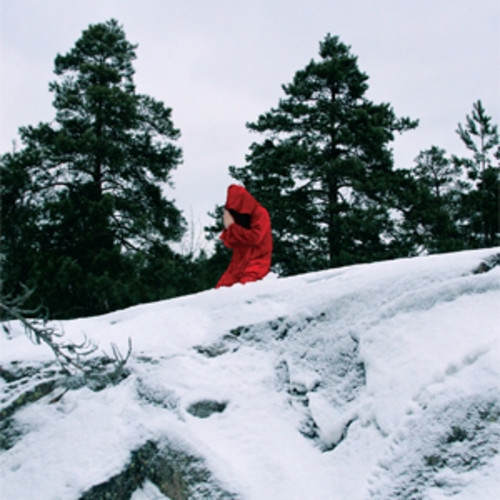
[1,248,499,499]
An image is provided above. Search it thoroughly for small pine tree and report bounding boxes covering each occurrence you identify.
[409,146,462,253]
[454,100,499,247]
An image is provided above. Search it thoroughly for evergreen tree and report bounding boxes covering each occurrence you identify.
[227,34,418,274]
[396,147,462,253]
[456,100,499,178]
[1,19,185,317]
[454,100,499,247]
[1,146,41,299]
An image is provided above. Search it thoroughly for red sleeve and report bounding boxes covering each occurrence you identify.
[221,209,270,247]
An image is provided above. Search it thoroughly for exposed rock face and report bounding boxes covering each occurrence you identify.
[80,439,238,500]
[187,399,228,418]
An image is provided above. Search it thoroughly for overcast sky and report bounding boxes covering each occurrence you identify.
[1,0,499,239]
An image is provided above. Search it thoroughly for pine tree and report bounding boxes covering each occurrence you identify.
[395,147,462,254]
[228,34,418,274]
[1,19,185,317]
[454,100,499,247]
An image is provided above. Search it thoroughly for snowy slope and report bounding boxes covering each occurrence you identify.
[1,248,500,499]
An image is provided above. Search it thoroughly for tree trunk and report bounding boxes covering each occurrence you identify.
[327,174,341,267]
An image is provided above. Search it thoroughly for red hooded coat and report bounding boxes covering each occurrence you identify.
[215,185,273,288]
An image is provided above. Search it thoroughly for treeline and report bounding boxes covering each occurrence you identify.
[1,20,498,319]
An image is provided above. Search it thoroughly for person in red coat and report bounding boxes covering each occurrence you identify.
[215,184,273,288]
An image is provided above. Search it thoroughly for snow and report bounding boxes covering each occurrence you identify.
[1,248,500,499]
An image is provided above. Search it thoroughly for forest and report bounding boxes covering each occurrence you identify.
[1,19,499,319]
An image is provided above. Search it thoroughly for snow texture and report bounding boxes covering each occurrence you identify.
[1,248,500,499]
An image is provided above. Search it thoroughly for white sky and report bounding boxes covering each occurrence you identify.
[1,0,499,234]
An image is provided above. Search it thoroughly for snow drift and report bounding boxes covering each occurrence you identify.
[1,248,500,499]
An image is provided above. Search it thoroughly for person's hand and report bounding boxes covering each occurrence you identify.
[223,209,234,229]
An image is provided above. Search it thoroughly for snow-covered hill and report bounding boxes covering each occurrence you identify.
[1,248,500,499]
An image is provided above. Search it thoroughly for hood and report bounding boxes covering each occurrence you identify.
[225,184,258,214]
